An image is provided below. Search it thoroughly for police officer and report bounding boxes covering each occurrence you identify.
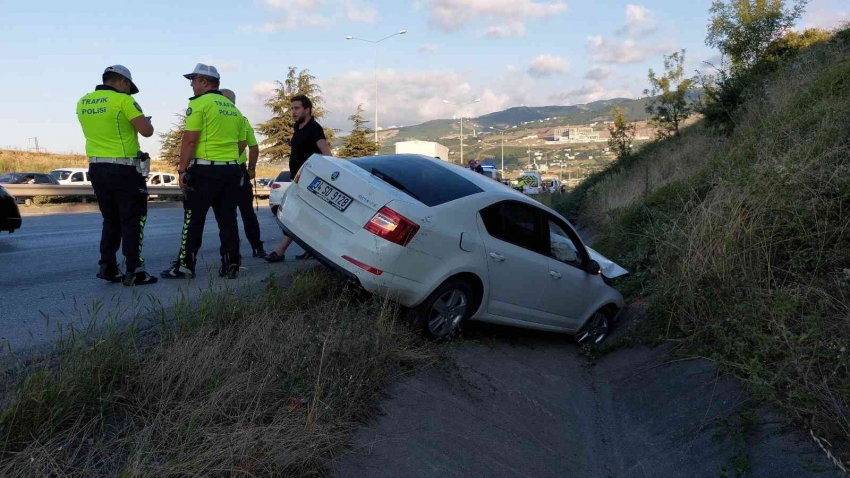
[76,65,157,286]
[161,64,246,280]
[220,88,266,259]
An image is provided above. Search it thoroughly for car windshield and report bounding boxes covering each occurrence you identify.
[51,170,72,180]
[350,155,483,207]
[275,171,291,182]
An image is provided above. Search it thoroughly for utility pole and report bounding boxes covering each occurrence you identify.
[443,98,480,165]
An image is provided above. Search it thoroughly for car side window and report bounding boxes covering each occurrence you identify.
[151,176,161,185]
[71,172,83,182]
[547,219,582,267]
[163,175,172,184]
[480,201,545,254]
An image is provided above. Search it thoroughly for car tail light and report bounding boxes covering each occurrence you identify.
[294,169,303,184]
[364,206,420,247]
[343,255,383,275]
[271,183,281,189]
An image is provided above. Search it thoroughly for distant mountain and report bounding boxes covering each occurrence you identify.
[383,92,702,144]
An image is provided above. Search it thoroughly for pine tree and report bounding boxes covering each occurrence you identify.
[339,104,380,158]
[256,67,337,163]
[158,113,185,169]
[607,106,637,159]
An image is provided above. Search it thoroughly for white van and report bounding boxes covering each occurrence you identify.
[517,171,542,195]
[50,168,91,185]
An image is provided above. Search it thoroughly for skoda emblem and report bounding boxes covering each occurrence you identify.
[331,171,340,181]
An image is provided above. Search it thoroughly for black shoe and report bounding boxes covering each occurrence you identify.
[252,248,267,259]
[264,251,285,263]
[96,263,123,283]
[123,271,158,286]
[160,261,195,279]
[218,263,240,279]
[295,252,314,260]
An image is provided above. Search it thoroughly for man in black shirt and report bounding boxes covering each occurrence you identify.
[265,95,332,262]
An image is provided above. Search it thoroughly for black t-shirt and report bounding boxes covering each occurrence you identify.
[289,117,326,175]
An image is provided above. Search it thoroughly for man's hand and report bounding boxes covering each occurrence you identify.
[248,169,256,180]
[179,172,188,191]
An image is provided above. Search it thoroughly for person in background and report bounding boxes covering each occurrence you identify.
[264,95,332,263]
[221,88,267,259]
[467,159,484,174]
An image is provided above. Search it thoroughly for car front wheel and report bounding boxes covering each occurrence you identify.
[575,310,612,345]
[410,279,473,341]
[270,205,279,216]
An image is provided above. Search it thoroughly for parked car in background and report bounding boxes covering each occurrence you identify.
[256,177,274,188]
[146,172,177,186]
[276,153,627,343]
[0,172,60,185]
[50,168,91,185]
[517,171,542,195]
[268,170,291,215]
[0,184,22,233]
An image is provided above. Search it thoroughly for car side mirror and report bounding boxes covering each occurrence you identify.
[585,260,601,275]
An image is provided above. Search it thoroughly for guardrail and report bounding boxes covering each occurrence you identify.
[4,184,271,198]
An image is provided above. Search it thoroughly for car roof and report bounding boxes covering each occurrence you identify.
[51,167,87,172]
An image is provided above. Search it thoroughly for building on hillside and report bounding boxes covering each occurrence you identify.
[394,140,449,161]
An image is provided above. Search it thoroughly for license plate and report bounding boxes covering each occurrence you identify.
[307,177,353,212]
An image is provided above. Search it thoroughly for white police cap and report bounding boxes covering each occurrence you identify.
[184,63,221,80]
[103,65,139,95]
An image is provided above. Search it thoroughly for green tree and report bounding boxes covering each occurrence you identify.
[706,0,809,72]
[644,50,695,139]
[158,113,185,168]
[338,104,379,158]
[256,67,336,163]
[607,106,637,158]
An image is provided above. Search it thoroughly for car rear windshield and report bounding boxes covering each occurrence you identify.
[350,156,483,207]
[275,171,291,182]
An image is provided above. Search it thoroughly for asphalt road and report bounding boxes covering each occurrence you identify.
[0,203,304,354]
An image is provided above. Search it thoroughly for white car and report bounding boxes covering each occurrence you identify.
[50,168,91,185]
[276,154,628,343]
[268,169,292,215]
[146,172,177,186]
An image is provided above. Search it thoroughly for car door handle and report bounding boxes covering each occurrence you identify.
[549,271,562,279]
[489,252,506,262]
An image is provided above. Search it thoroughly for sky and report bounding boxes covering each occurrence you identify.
[0,0,847,155]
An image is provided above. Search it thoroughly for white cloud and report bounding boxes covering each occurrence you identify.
[586,35,674,64]
[802,0,849,30]
[584,66,612,81]
[550,81,634,105]
[616,4,657,37]
[425,0,567,31]
[528,54,569,77]
[343,0,377,22]
[485,22,526,38]
[418,43,442,54]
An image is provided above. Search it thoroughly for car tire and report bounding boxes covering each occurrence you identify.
[409,279,474,341]
[271,205,279,216]
[575,309,613,345]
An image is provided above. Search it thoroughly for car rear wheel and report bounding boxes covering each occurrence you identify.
[575,310,611,345]
[410,279,473,341]
[271,205,279,216]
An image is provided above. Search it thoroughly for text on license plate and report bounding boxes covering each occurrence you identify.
[307,177,353,211]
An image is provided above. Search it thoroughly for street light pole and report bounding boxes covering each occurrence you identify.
[443,98,480,165]
[489,126,510,177]
[346,30,407,152]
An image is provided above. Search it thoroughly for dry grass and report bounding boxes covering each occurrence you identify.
[578,31,850,463]
[0,149,283,179]
[0,269,434,476]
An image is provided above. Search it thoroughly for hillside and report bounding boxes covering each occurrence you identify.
[382,92,704,146]
[554,28,850,466]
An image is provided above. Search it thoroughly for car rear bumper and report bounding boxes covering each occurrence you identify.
[276,191,427,307]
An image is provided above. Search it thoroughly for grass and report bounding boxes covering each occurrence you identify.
[555,29,850,464]
[0,149,283,179]
[0,268,434,476]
